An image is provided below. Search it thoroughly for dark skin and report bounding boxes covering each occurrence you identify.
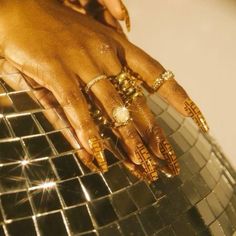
[0,0,208,181]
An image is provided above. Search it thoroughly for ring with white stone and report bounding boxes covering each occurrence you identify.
[152,70,175,91]
[112,106,131,127]
[85,75,107,93]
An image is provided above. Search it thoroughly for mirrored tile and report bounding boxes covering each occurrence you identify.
[200,167,216,189]
[30,187,61,214]
[0,140,25,164]
[191,174,211,198]
[182,180,202,205]
[206,191,224,218]
[149,94,168,110]
[185,207,207,233]
[47,131,73,154]
[34,109,69,132]
[119,214,146,236]
[209,220,226,236]
[65,204,94,234]
[9,92,41,113]
[206,154,222,181]
[157,111,180,136]
[138,205,163,235]
[213,182,229,208]
[146,96,164,115]
[1,191,33,220]
[172,214,196,236]
[155,226,175,236]
[167,188,191,214]
[8,114,40,137]
[58,178,86,207]
[189,146,206,169]
[128,182,156,208]
[195,134,212,160]
[196,199,215,226]
[6,218,37,236]
[225,203,236,230]
[218,175,234,200]
[111,190,137,217]
[178,125,197,146]
[23,135,54,159]
[33,111,54,132]
[0,95,15,114]
[98,224,122,236]
[37,212,68,236]
[0,118,11,139]
[0,164,27,192]
[81,174,110,200]
[218,212,234,236]
[24,160,57,186]
[181,152,201,175]
[89,197,118,227]
[52,154,82,180]
[169,132,191,155]
[103,165,130,192]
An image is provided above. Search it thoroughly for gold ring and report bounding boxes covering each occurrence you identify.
[112,106,131,128]
[85,75,107,93]
[152,70,174,91]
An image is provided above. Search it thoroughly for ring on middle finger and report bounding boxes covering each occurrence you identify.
[110,67,143,105]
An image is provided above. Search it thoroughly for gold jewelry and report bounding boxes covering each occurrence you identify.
[184,98,209,133]
[112,106,131,127]
[85,75,107,93]
[110,67,143,106]
[88,136,108,172]
[152,70,174,91]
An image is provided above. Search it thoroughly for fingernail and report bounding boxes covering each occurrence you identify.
[159,140,180,176]
[88,137,108,172]
[121,3,131,32]
[135,143,158,181]
[184,98,209,133]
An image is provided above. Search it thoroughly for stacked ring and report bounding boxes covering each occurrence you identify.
[109,67,143,106]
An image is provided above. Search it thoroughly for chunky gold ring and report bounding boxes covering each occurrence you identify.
[152,70,174,91]
[112,106,131,128]
[110,67,144,105]
[85,75,107,93]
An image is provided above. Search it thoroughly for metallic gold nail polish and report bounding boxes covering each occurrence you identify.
[184,98,209,133]
[135,143,158,181]
[121,3,131,32]
[88,137,108,172]
[159,140,180,176]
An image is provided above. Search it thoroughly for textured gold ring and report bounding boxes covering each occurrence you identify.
[152,70,174,91]
[85,75,107,93]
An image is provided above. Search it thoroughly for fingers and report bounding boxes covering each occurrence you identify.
[72,50,158,180]
[121,42,209,132]
[129,95,180,176]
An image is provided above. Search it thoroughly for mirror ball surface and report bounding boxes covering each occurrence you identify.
[0,76,236,236]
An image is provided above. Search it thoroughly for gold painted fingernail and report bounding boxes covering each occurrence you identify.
[121,3,131,32]
[135,143,158,181]
[184,98,209,133]
[159,140,180,176]
[88,137,108,172]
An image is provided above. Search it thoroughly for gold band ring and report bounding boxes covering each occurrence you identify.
[152,70,174,91]
[85,75,107,93]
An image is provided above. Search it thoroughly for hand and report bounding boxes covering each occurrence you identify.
[0,0,209,182]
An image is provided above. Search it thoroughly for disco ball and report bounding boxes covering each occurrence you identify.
[0,75,235,236]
